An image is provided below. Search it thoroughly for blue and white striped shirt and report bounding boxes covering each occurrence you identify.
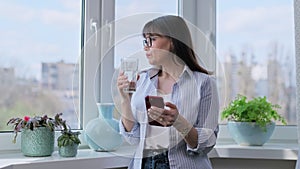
[119,66,219,169]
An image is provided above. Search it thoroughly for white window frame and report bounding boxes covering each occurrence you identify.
[84,0,297,144]
[82,0,115,128]
[0,0,296,152]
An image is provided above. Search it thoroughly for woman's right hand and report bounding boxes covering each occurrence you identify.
[117,71,136,132]
[117,71,131,102]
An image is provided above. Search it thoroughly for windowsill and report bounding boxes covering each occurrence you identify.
[0,141,298,169]
[211,140,298,160]
[0,145,134,169]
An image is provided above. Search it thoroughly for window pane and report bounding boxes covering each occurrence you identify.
[114,0,178,68]
[0,0,82,131]
[217,0,295,124]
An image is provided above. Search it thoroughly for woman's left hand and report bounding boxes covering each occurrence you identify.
[148,102,179,127]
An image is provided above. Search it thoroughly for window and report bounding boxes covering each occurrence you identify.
[217,0,296,125]
[83,1,216,131]
[0,0,82,132]
[114,0,178,68]
[1,0,296,152]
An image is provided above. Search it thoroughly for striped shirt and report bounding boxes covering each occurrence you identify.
[119,65,219,169]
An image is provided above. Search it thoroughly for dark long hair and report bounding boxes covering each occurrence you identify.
[142,15,211,75]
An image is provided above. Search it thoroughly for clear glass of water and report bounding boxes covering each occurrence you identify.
[121,57,139,93]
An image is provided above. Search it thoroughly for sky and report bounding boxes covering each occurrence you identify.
[217,0,294,62]
[217,0,295,82]
[0,0,295,81]
[0,0,81,79]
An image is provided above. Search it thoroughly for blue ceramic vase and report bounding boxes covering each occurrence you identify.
[227,121,275,146]
[21,127,54,156]
[84,103,123,151]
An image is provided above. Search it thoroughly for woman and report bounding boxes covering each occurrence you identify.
[117,15,219,169]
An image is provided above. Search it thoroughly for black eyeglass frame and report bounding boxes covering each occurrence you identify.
[143,37,153,47]
[143,35,165,47]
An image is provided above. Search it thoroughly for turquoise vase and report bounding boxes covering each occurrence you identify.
[59,144,79,157]
[21,127,54,156]
[227,121,275,146]
[84,103,123,151]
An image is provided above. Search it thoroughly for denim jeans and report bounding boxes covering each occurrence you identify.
[142,151,170,169]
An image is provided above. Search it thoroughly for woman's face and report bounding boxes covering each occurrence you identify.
[144,34,173,66]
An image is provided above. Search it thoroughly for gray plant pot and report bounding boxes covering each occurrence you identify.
[59,144,79,157]
[21,127,54,157]
[227,121,275,146]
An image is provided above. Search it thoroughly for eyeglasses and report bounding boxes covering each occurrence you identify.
[143,36,161,47]
[143,37,153,47]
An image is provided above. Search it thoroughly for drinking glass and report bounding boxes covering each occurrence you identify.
[121,57,139,93]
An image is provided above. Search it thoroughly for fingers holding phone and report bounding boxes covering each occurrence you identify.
[148,105,178,127]
[145,96,178,127]
[145,95,165,126]
[163,102,179,126]
[147,106,165,126]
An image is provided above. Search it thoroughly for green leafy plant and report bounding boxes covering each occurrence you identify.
[7,113,64,143]
[57,130,81,147]
[57,118,81,147]
[221,94,287,129]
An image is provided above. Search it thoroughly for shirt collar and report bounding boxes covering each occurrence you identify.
[179,65,193,79]
[142,65,193,80]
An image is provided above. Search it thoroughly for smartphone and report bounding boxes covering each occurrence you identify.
[145,95,165,126]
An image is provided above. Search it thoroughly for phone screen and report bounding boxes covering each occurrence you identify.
[145,95,165,126]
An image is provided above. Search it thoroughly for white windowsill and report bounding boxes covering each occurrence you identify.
[0,145,134,169]
[211,141,298,160]
[0,141,298,169]
[1,125,298,168]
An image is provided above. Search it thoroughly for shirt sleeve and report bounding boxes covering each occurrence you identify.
[118,71,149,146]
[187,76,219,155]
[119,119,140,145]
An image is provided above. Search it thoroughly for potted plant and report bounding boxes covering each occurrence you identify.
[57,119,81,157]
[7,113,64,156]
[221,94,287,146]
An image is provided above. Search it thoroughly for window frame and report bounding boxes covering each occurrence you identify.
[82,0,116,126]
[86,0,296,143]
[0,0,297,152]
[0,0,85,151]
